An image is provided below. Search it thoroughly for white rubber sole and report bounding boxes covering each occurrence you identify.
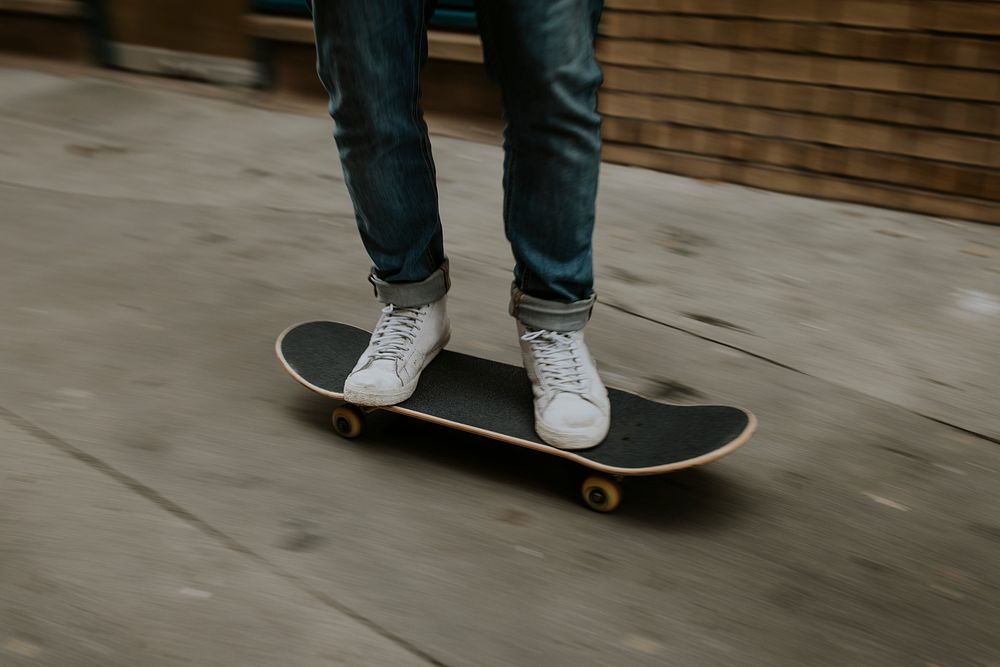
[343,335,449,407]
[344,382,419,407]
[534,408,611,451]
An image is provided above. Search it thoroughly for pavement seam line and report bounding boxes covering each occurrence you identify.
[603,301,1000,446]
[0,179,339,217]
[0,403,449,667]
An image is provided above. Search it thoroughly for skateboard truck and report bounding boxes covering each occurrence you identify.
[332,400,626,512]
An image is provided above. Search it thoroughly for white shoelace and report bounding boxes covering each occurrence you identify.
[520,329,587,394]
[370,305,423,361]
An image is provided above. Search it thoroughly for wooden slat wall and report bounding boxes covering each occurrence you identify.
[598,0,1000,223]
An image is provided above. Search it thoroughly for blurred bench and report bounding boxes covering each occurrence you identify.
[0,0,93,61]
[245,0,499,117]
[244,15,483,65]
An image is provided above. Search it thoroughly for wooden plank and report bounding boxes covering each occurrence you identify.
[426,31,483,64]
[601,141,1000,224]
[602,117,1000,199]
[596,39,1000,102]
[603,0,1000,35]
[0,0,82,17]
[599,91,1000,167]
[598,11,1000,70]
[422,59,499,115]
[109,0,252,59]
[243,15,313,43]
[919,1,1000,36]
[829,0,916,30]
[244,15,484,63]
[601,66,988,135]
[605,0,815,19]
[0,11,88,59]
[601,65,1000,136]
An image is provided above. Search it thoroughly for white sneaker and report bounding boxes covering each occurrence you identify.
[518,322,611,450]
[344,297,450,406]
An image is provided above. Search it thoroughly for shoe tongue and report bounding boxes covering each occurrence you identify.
[543,330,575,345]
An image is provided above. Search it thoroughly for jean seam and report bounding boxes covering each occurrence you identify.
[505,137,519,279]
[414,0,439,278]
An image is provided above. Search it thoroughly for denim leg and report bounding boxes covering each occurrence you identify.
[475,0,604,330]
[309,0,449,305]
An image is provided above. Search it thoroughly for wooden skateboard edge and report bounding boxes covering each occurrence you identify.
[275,321,758,477]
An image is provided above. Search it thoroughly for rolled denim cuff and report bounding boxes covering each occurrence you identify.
[369,259,450,307]
[509,282,595,332]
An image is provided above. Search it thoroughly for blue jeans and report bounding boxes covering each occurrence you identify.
[308,0,603,331]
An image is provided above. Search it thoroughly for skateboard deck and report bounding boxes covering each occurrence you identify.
[276,321,756,511]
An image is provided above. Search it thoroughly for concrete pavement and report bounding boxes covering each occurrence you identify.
[1,62,998,666]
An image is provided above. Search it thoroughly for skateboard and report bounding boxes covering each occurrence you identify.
[276,321,756,512]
